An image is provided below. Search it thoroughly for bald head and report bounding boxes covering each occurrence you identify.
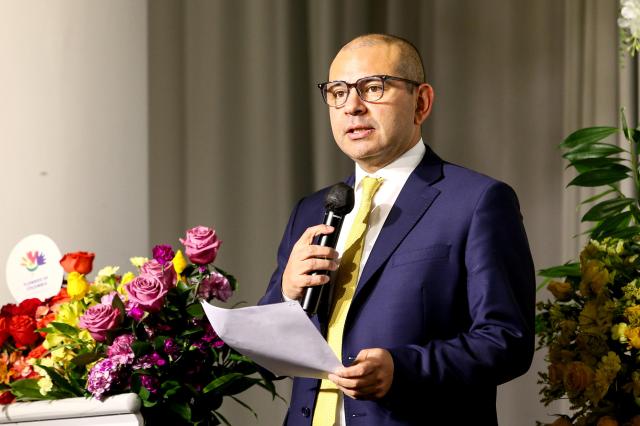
[336,34,425,83]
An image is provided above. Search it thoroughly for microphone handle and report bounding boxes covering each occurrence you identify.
[301,211,345,316]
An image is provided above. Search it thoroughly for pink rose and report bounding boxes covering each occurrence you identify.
[125,275,169,312]
[198,271,232,302]
[79,304,120,342]
[140,260,176,289]
[179,226,221,265]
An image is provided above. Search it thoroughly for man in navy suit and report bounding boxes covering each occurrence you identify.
[260,33,535,425]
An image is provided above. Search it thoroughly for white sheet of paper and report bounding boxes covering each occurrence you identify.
[201,301,343,380]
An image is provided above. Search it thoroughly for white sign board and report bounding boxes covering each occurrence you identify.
[5,234,64,302]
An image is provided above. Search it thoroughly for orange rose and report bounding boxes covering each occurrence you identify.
[60,251,95,275]
[550,416,573,426]
[548,281,573,301]
[548,363,566,385]
[564,361,594,393]
[626,416,640,426]
[8,315,38,348]
[596,416,618,426]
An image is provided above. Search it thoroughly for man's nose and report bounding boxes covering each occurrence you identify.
[343,87,366,115]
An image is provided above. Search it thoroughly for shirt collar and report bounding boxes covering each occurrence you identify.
[354,139,426,190]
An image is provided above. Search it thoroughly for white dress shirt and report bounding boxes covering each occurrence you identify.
[333,140,425,426]
[284,140,426,425]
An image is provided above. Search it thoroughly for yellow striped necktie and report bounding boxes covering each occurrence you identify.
[312,176,384,426]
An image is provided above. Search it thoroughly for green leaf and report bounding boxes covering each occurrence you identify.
[160,380,182,399]
[607,226,640,239]
[230,395,258,419]
[36,365,80,397]
[538,263,580,278]
[132,341,152,357]
[569,157,624,174]
[591,211,633,239]
[567,166,629,187]
[112,293,126,319]
[169,401,192,422]
[186,302,204,318]
[203,373,243,394]
[560,126,618,149]
[563,143,625,161]
[10,379,46,400]
[48,322,79,336]
[579,188,616,205]
[581,197,635,221]
[71,352,102,367]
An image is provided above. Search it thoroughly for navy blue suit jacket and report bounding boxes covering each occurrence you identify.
[259,147,536,425]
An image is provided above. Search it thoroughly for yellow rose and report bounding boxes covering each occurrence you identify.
[66,272,89,300]
[172,250,188,276]
[596,416,618,426]
[564,361,594,393]
[548,280,573,301]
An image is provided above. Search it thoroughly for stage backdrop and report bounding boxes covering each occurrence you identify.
[2,0,634,425]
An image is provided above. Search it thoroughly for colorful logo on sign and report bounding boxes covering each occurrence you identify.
[20,251,47,272]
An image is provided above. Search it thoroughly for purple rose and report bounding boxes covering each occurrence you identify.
[179,226,221,265]
[198,271,232,302]
[140,259,176,289]
[79,304,121,342]
[152,244,175,265]
[108,334,135,365]
[125,275,169,312]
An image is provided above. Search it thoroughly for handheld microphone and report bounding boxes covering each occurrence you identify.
[301,182,354,316]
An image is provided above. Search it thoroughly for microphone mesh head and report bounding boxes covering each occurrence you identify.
[324,183,355,215]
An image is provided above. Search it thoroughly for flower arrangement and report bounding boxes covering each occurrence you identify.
[0,226,277,425]
[537,238,640,425]
[536,3,640,425]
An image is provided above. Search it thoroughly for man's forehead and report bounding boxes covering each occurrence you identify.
[328,43,401,81]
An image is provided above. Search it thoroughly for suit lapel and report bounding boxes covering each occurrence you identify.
[353,147,444,300]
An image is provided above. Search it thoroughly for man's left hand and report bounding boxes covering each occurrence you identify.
[328,348,394,400]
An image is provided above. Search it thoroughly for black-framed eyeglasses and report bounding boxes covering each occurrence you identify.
[317,74,422,107]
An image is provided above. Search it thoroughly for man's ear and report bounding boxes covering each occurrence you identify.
[414,84,434,125]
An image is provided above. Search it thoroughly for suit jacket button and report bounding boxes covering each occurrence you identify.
[301,406,311,417]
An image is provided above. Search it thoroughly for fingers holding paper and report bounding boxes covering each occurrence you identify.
[329,348,394,400]
[281,225,340,300]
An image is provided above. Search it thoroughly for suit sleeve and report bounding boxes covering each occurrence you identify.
[258,198,304,306]
[385,181,536,399]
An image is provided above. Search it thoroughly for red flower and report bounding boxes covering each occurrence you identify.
[49,288,71,308]
[0,304,18,317]
[27,344,47,360]
[0,391,15,404]
[0,317,9,347]
[8,315,38,348]
[16,298,42,317]
[60,251,95,275]
[36,312,56,337]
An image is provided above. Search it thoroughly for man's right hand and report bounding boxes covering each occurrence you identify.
[282,224,340,300]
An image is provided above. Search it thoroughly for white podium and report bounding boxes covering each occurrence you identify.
[0,393,143,425]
